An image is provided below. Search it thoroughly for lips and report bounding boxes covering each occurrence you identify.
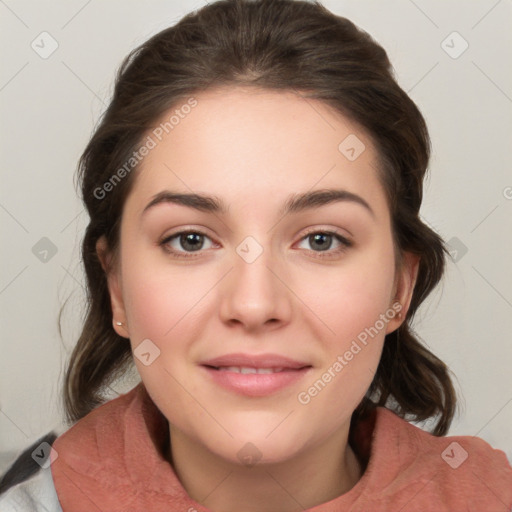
[200,353,312,397]
[201,353,310,370]
[216,366,285,374]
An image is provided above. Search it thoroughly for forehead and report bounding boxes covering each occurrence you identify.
[126,86,387,215]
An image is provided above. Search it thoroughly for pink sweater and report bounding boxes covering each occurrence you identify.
[50,383,512,511]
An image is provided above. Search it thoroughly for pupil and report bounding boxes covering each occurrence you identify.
[310,233,331,251]
[181,233,203,251]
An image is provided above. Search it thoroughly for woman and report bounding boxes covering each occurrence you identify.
[1,0,511,510]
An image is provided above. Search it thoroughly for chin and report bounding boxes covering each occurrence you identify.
[207,418,311,467]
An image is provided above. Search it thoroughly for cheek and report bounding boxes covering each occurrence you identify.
[120,256,216,426]
[292,242,396,412]
[121,242,215,342]
[123,272,185,341]
[297,241,396,343]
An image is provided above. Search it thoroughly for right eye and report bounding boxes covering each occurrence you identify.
[160,230,217,258]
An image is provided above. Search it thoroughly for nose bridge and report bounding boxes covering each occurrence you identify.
[219,234,292,329]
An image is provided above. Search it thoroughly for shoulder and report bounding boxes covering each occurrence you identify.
[371,408,512,510]
[0,431,63,511]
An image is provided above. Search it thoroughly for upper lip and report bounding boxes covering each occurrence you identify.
[201,353,311,369]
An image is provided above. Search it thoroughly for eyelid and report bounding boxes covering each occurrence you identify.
[160,226,213,242]
[298,226,352,244]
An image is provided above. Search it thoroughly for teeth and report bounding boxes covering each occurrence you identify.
[217,366,284,374]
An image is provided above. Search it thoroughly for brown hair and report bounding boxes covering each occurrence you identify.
[63,0,456,435]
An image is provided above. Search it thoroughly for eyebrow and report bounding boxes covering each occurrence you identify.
[141,188,374,218]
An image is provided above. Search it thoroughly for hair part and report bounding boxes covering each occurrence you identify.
[63,0,457,436]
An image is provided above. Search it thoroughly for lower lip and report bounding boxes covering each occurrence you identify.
[201,366,311,397]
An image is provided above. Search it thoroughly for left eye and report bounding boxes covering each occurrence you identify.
[296,231,351,254]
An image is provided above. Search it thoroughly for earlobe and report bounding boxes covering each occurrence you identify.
[96,236,130,339]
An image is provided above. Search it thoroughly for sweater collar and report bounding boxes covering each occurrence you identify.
[51,383,401,511]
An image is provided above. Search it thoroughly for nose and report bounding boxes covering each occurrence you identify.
[218,241,293,333]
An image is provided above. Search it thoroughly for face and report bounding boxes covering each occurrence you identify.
[101,86,417,466]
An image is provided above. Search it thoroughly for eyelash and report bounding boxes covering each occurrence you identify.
[159,228,352,260]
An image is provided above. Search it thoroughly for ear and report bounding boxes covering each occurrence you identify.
[386,251,420,334]
[96,236,129,338]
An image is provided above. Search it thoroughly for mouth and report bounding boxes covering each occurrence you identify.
[200,353,312,397]
[207,366,294,374]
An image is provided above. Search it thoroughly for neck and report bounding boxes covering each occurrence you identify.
[167,424,362,512]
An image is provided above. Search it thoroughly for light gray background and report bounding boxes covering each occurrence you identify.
[1,0,511,471]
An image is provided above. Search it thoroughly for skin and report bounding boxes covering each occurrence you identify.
[97,86,419,512]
